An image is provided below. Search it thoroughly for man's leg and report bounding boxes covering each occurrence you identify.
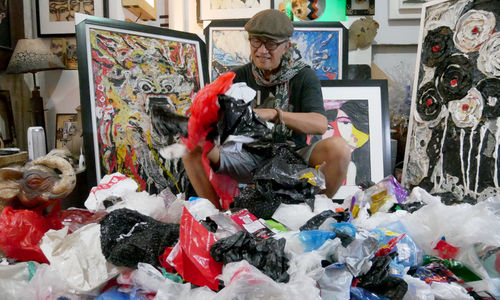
[308,136,351,198]
[182,146,222,209]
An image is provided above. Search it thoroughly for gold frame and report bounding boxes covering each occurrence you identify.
[122,0,157,21]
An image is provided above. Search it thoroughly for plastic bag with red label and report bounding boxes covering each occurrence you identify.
[0,206,62,263]
[170,207,222,291]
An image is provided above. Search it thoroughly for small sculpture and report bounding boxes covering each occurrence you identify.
[0,149,76,211]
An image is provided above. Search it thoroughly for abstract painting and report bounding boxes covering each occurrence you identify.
[205,20,347,81]
[76,16,207,194]
[403,0,500,204]
[320,80,391,200]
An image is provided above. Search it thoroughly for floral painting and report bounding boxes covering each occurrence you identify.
[404,0,500,204]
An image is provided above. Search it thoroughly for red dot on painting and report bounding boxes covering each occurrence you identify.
[462,104,470,111]
[426,99,433,107]
[472,26,480,34]
[450,79,458,87]
[432,45,441,52]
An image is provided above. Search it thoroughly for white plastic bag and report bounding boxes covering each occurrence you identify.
[0,261,39,299]
[84,172,140,212]
[40,223,123,293]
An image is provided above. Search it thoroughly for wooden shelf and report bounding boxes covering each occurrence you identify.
[122,0,157,21]
[0,151,28,168]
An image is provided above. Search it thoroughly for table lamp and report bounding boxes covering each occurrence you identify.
[6,38,65,131]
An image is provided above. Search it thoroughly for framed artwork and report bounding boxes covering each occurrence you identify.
[0,0,24,70]
[403,0,500,204]
[388,0,431,20]
[55,113,80,151]
[0,90,16,146]
[346,0,375,16]
[205,20,348,81]
[76,15,208,194]
[273,0,348,22]
[50,37,78,69]
[36,0,105,36]
[317,80,391,200]
[200,0,271,20]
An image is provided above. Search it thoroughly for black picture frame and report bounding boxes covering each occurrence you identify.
[0,0,24,70]
[0,90,16,146]
[36,0,106,37]
[319,80,391,199]
[76,15,208,194]
[205,19,348,82]
[346,0,375,16]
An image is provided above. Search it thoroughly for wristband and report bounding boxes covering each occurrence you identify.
[275,108,284,125]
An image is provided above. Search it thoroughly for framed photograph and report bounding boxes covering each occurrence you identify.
[0,90,16,146]
[317,80,391,200]
[403,0,500,203]
[0,0,24,70]
[200,0,271,20]
[76,15,208,194]
[273,0,348,22]
[55,113,80,151]
[205,20,348,81]
[36,0,105,36]
[346,0,375,16]
[388,0,429,20]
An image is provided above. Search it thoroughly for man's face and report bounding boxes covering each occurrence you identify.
[249,36,290,77]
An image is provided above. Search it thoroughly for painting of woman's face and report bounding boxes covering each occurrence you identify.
[323,108,369,150]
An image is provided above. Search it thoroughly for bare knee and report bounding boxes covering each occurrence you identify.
[312,137,351,168]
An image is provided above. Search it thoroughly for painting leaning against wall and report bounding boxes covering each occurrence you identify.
[403,0,500,204]
[77,17,207,195]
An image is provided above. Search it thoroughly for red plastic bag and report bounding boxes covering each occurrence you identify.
[0,207,58,263]
[171,207,222,290]
[182,72,239,209]
[182,72,235,151]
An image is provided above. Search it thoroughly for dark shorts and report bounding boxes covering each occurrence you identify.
[216,141,319,184]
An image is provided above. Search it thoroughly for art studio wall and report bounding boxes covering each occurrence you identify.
[15,0,423,152]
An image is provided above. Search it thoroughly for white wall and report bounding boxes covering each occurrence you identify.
[36,0,422,150]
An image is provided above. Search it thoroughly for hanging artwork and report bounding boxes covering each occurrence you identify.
[76,16,207,194]
[205,20,347,81]
[403,0,500,204]
[319,80,391,200]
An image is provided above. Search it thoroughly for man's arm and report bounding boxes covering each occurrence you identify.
[254,108,327,135]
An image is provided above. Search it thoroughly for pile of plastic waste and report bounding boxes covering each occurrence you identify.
[1,172,500,299]
[1,74,500,299]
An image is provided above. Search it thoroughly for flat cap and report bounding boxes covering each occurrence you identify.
[245,9,294,40]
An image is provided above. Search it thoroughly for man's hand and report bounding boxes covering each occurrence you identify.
[253,108,278,122]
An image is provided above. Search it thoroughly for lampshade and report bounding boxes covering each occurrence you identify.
[6,38,66,74]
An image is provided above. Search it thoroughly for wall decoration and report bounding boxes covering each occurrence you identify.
[0,0,24,70]
[36,0,105,36]
[0,90,15,146]
[273,0,347,22]
[403,0,500,204]
[55,113,80,151]
[346,0,375,16]
[389,0,431,20]
[205,20,347,81]
[200,0,271,20]
[318,80,391,200]
[76,16,208,194]
[50,37,78,69]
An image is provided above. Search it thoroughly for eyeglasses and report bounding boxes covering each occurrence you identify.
[248,37,288,51]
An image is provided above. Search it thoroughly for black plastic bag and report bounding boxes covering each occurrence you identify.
[210,231,289,283]
[99,208,179,268]
[299,210,350,231]
[356,253,408,300]
[217,94,270,145]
